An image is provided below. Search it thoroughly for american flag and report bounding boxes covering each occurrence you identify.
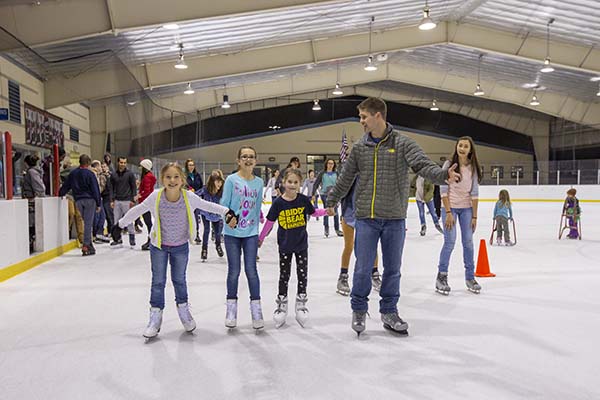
[340,129,349,163]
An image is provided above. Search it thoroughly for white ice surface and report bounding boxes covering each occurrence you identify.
[1,202,598,400]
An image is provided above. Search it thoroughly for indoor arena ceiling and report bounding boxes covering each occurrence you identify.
[1,0,600,125]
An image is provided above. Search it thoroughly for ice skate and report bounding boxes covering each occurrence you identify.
[435,272,451,295]
[250,300,264,330]
[110,239,123,248]
[295,294,309,328]
[352,311,367,336]
[176,302,196,333]
[381,312,409,335]
[211,230,215,242]
[225,299,237,328]
[335,229,344,237]
[215,243,224,257]
[273,295,288,328]
[420,224,426,236]
[129,234,136,249]
[336,272,350,296]
[201,246,208,262]
[371,271,382,292]
[141,239,151,251]
[324,226,330,238]
[435,223,443,234]
[194,235,202,245]
[504,240,515,246]
[143,307,163,338]
[466,279,481,294]
[496,237,503,246]
[81,244,96,256]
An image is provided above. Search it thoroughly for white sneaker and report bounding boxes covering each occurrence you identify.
[273,295,288,328]
[225,299,237,328]
[176,302,196,332]
[143,307,163,338]
[295,294,309,328]
[250,299,264,330]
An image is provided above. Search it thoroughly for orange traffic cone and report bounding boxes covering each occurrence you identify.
[475,239,496,277]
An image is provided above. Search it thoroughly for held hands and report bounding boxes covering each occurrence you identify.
[326,207,336,217]
[444,212,455,230]
[225,209,239,228]
[447,163,461,183]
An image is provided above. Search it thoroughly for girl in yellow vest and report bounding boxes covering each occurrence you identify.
[117,162,237,338]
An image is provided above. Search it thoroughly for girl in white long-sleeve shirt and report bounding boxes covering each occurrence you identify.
[117,162,237,338]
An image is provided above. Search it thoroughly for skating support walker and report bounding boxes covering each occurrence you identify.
[489,218,517,246]
[558,213,582,240]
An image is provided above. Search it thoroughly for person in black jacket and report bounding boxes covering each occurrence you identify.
[185,158,204,243]
[59,154,101,256]
[109,156,137,248]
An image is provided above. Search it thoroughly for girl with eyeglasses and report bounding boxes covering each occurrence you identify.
[220,146,265,330]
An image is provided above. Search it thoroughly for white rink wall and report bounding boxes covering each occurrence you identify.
[477,185,600,202]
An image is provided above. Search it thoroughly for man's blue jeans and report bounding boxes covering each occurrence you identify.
[351,218,406,314]
[438,207,475,280]
[149,243,190,309]
[76,198,97,247]
[224,235,260,300]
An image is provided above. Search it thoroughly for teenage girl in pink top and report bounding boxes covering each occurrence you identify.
[435,136,483,295]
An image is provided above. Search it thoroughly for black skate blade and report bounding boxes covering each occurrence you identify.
[467,288,480,294]
[336,290,350,296]
[383,323,409,336]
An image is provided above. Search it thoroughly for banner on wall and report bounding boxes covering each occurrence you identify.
[24,103,64,149]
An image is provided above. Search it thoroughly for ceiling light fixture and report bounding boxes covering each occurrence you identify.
[174,43,188,69]
[540,18,555,73]
[184,83,194,95]
[418,1,437,30]
[332,63,344,95]
[332,82,343,96]
[590,77,600,82]
[364,16,378,72]
[163,23,180,30]
[312,99,321,111]
[596,84,600,96]
[474,54,485,96]
[530,91,540,106]
[221,94,231,109]
[430,99,439,111]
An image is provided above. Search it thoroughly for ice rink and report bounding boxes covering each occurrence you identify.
[1,201,598,400]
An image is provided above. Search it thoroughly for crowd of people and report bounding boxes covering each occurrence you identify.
[18,96,586,339]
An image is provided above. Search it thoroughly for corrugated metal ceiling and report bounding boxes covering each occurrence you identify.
[3,0,600,105]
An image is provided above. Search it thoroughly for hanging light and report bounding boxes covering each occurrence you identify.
[430,99,439,111]
[163,23,180,30]
[174,43,188,70]
[474,54,485,96]
[221,94,231,109]
[364,16,378,71]
[332,82,343,96]
[312,99,321,111]
[418,1,437,31]
[184,83,194,95]
[530,92,540,106]
[540,18,555,73]
[332,63,344,95]
[364,56,378,71]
